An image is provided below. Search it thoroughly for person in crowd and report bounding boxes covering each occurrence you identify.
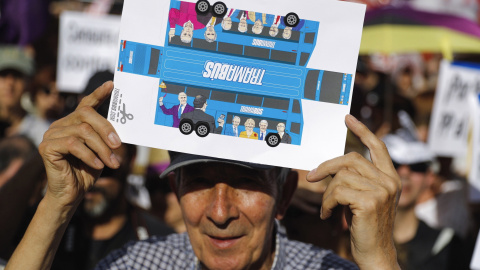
[383,133,469,270]
[239,118,258,139]
[224,115,243,137]
[158,92,194,128]
[0,46,50,145]
[7,82,402,270]
[30,68,64,123]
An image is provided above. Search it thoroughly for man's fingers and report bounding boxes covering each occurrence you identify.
[306,152,381,183]
[345,114,396,178]
[44,124,120,169]
[77,81,114,110]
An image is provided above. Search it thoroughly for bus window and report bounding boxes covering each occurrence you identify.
[169,36,191,47]
[292,99,301,114]
[290,122,301,134]
[304,32,316,44]
[186,87,210,98]
[271,50,296,64]
[319,71,343,104]
[218,42,243,56]
[193,38,217,51]
[211,90,236,103]
[278,29,300,42]
[148,48,160,75]
[161,83,185,95]
[236,94,263,107]
[300,52,310,66]
[244,46,269,60]
[263,97,289,110]
[304,70,320,100]
[133,44,147,75]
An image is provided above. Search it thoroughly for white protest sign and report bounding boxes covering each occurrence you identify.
[469,91,480,202]
[57,11,120,93]
[428,60,480,157]
[110,0,365,170]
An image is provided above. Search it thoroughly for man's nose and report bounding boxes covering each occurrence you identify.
[206,183,239,227]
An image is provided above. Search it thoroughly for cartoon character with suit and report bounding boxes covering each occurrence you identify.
[224,116,243,137]
[277,122,291,144]
[239,118,258,140]
[168,1,207,43]
[180,95,224,134]
[158,92,194,128]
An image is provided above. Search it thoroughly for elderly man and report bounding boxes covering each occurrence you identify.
[258,119,268,141]
[168,2,206,43]
[158,92,194,128]
[224,115,243,137]
[6,83,401,270]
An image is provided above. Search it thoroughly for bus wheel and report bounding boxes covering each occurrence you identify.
[266,133,281,147]
[212,2,227,17]
[195,122,210,137]
[179,119,194,135]
[284,12,300,27]
[195,0,210,15]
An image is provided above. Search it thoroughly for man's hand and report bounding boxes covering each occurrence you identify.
[169,28,175,42]
[307,114,401,270]
[158,96,164,106]
[39,81,121,209]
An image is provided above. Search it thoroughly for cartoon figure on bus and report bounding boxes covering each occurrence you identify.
[224,115,243,137]
[258,120,268,141]
[168,1,206,43]
[239,118,258,140]
[277,122,291,144]
[158,91,194,128]
[179,95,224,137]
[117,0,353,147]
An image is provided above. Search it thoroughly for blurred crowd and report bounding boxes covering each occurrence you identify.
[1,0,480,269]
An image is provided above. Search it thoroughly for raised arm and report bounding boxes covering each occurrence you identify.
[307,114,401,270]
[6,81,121,270]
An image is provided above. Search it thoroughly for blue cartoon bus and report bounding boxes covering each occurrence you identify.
[117,0,352,147]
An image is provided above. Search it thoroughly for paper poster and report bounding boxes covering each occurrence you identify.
[471,228,480,269]
[469,89,480,202]
[110,0,366,170]
[57,11,121,93]
[428,60,480,157]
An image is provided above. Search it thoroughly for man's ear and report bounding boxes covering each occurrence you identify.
[275,170,298,220]
[168,172,180,200]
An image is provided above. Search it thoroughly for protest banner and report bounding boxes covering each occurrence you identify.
[57,11,120,93]
[110,0,365,170]
[469,90,480,202]
[428,60,480,157]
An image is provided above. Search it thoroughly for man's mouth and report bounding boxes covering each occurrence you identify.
[208,235,243,249]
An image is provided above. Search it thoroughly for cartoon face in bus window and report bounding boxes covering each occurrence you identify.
[269,24,279,37]
[252,19,264,34]
[277,122,285,133]
[232,116,240,127]
[222,17,232,30]
[204,26,217,43]
[181,21,194,43]
[238,17,248,33]
[244,118,255,132]
[178,92,187,105]
[282,26,292,39]
[259,120,268,133]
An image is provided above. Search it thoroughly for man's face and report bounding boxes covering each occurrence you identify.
[269,25,278,37]
[245,120,254,132]
[222,17,232,30]
[181,21,194,43]
[83,176,123,218]
[277,123,285,133]
[259,122,267,132]
[252,20,263,34]
[178,92,187,105]
[396,163,428,208]
[238,18,247,33]
[205,26,216,41]
[282,27,292,39]
[232,118,240,127]
[175,163,279,270]
[0,70,26,110]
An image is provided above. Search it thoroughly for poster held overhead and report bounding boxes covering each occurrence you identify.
[110,0,366,170]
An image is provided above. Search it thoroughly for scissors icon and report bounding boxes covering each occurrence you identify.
[119,103,134,124]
